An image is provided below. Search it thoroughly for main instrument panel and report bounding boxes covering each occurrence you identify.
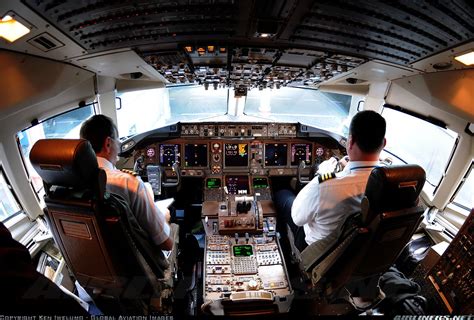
[136,123,342,167]
[134,123,345,202]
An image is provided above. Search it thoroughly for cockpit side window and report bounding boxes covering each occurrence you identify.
[380,107,458,195]
[0,167,23,223]
[16,103,96,200]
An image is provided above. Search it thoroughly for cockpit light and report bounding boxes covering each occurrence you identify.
[454,50,474,66]
[0,14,30,42]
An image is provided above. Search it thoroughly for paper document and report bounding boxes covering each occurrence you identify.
[155,198,174,213]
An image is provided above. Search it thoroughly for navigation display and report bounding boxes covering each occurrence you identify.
[225,175,249,195]
[184,143,208,167]
[224,143,248,167]
[291,143,313,166]
[265,143,288,166]
[159,144,181,167]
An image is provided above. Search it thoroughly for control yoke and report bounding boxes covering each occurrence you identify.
[162,162,181,188]
[297,160,311,185]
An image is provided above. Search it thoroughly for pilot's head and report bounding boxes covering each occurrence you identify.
[80,115,120,165]
[347,110,386,161]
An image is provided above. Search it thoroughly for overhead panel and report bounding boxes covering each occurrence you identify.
[21,0,473,90]
[292,0,473,65]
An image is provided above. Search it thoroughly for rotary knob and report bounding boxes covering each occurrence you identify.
[248,279,258,290]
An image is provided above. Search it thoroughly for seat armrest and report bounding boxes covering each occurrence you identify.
[301,231,340,272]
[309,229,359,285]
[301,212,360,273]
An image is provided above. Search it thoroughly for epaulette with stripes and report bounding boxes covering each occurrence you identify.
[121,169,139,177]
[317,172,336,183]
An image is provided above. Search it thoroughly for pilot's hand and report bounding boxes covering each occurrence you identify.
[339,156,350,170]
[317,157,338,174]
[164,208,171,223]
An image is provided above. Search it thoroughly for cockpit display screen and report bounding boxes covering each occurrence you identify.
[265,143,288,166]
[206,178,221,189]
[159,144,180,167]
[224,143,248,167]
[253,177,268,188]
[233,245,253,257]
[291,143,313,166]
[184,143,208,167]
[225,175,249,195]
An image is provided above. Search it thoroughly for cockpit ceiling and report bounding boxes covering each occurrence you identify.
[22,0,473,88]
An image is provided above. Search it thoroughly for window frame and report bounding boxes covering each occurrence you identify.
[19,102,97,132]
[0,166,24,223]
[449,161,473,211]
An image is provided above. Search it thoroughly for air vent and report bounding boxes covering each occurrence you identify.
[27,32,64,52]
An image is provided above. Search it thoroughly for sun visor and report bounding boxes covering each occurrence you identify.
[386,69,474,123]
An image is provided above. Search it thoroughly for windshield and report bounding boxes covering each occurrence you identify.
[116,85,352,138]
[245,87,351,134]
[117,86,228,138]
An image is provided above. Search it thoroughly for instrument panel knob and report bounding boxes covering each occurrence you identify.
[248,279,258,290]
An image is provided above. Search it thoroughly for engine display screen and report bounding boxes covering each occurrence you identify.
[184,143,208,167]
[233,245,253,257]
[253,177,268,188]
[206,178,221,189]
[159,144,180,167]
[225,175,249,195]
[291,143,313,166]
[265,143,288,166]
[224,143,248,167]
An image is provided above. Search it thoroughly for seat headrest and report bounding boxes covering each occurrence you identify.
[30,139,98,189]
[362,165,426,222]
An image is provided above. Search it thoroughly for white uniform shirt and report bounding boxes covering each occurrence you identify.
[97,157,170,246]
[291,161,379,245]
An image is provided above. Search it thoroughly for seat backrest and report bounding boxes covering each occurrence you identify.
[30,139,170,313]
[306,164,426,299]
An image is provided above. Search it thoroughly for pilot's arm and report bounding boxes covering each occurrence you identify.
[131,179,174,251]
[291,178,321,226]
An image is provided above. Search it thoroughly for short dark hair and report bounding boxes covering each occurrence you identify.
[349,110,386,153]
[80,115,117,153]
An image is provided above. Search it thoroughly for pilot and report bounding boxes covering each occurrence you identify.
[276,110,386,251]
[80,115,173,250]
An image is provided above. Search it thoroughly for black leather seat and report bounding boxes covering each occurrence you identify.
[295,165,426,314]
[30,139,176,315]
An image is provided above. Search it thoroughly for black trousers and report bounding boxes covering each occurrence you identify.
[274,189,308,252]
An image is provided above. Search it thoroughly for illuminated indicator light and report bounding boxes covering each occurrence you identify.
[197,47,206,56]
[184,46,193,53]
[207,45,215,53]
[219,47,226,53]
[0,15,30,42]
[238,144,247,157]
[454,51,474,66]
